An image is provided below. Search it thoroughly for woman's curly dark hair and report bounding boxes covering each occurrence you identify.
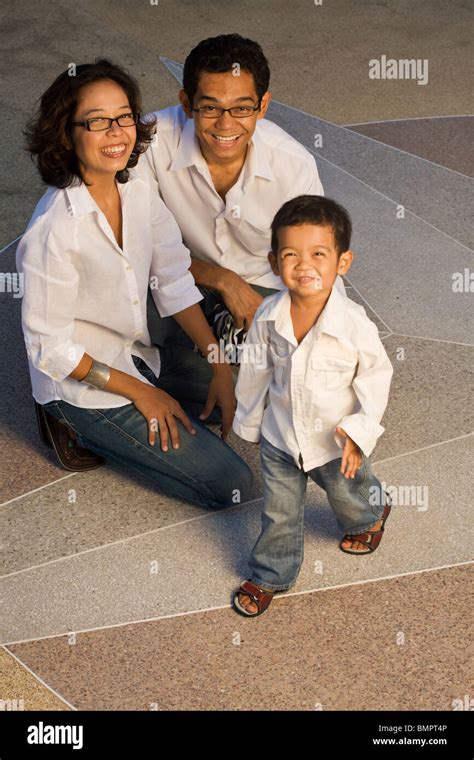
[24,59,156,188]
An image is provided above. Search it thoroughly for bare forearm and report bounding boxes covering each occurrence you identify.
[190,257,237,294]
[68,352,146,401]
[172,303,229,370]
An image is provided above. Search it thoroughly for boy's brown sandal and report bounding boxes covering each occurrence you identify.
[339,503,391,555]
[35,402,106,472]
[233,580,275,617]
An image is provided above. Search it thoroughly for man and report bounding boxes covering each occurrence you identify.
[137,34,344,359]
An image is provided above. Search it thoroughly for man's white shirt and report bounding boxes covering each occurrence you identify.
[232,286,393,471]
[16,176,203,407]
[134,105,327,289]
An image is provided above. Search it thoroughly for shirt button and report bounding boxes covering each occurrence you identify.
[126,265,132,271]
[133,300,139,305]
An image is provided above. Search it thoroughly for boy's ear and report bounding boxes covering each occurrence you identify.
[268,250,279,274]
[179,89,193,118]
[337,249,353,276]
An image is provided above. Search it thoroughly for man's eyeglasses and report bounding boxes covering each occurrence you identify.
[191,104,261,119]
[71,113,140,132]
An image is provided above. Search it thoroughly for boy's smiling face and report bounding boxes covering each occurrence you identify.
[268,223,353,297]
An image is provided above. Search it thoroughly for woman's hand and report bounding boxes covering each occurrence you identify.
[131,384,196,450]
[335,427,363,479]
[198,364,236,439]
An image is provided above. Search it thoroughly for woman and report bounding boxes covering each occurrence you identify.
[17,59,253,508]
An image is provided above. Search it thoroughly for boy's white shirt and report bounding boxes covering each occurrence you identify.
[232,285,393,471]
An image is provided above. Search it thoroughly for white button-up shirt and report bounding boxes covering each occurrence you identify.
[232,286,393,471]
[16,177,203,408]
[134,105,325,289]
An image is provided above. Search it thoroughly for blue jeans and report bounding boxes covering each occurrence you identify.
[248,435,389,591]
[43,346,253,510]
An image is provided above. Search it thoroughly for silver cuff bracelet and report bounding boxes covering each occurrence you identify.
[83,360,111,390]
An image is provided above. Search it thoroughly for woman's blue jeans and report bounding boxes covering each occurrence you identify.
[248,435,389,591]
[43,345,254,510]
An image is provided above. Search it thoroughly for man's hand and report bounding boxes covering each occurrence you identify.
[131,384,196,450]
[220,271,264,330]
[335,427,363,479]
[199,364,236,439]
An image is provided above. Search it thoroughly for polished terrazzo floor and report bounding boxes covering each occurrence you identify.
[0,0,472,711]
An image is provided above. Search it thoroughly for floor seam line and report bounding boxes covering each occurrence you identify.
[3,561,471,647]
[311,150,473,252]
[1,434,472,579]
[0,645,78,710]
[371,432,473,464]
[0,496,264,579]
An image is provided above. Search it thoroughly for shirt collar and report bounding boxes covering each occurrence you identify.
[247,126,274,181]
[170,116,206,172]
[169,115,274,182]
[64,178,131,217]
[257,283,347,341]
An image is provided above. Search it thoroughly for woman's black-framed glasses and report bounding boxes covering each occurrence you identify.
[191,104,261,119]
[71,113,140,132]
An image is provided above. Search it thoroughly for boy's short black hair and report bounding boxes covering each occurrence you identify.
[182,34,270,105]
[270,195,352,256]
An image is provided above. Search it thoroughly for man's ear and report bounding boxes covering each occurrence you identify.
[179,89,193,118]
[268,250,279,274]
[257,91,272,120]
[337,249,353,276]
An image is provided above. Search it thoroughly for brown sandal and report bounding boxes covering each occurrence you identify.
[339,503,391,555]
[233,580,275,617]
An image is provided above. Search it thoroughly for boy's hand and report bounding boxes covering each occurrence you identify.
[335,427,363,479]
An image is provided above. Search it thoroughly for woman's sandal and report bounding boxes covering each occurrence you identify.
[233,580,275,617]
[339,503,391,555]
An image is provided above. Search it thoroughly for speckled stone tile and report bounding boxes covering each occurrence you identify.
[367,336,473,462]
[0,648,71,711]
[0,434,262,577]
[345,117,474,177]
[1,435,471,645]
[7,565,472,711]
[0,243,71,504]
[343,285,389,334]
[317,161,471,343]
[267,100,473,250]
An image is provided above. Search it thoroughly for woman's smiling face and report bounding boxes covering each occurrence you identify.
[70,79,137,182]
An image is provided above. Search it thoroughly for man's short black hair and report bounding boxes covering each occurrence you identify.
[271,195,352,256]
[183,33,270,105]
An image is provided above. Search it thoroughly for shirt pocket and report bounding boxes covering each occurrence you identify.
[310,354,358,392]
[231,217,270,255]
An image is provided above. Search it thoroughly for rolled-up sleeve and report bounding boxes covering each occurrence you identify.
[17,223,86,381]
[232,312,274,443]
[149,193,203,317]
[335,322,393,456]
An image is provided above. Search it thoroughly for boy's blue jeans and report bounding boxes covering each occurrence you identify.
[43,346,253,510]
[249,435,389,591]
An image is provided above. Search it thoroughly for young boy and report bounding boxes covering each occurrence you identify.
[232,195,393,617]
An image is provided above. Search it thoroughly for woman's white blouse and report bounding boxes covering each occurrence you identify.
[16,176,203,408]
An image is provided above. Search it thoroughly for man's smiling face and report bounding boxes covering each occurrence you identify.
[179,69,270,165]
